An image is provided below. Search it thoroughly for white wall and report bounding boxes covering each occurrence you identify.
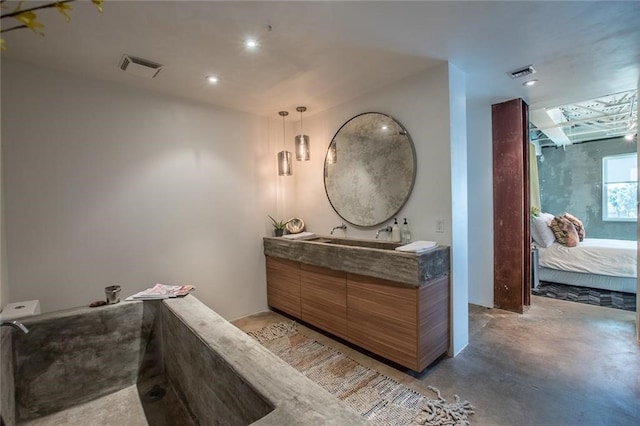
[464,67,533,308]
[465,95,494,307]
[288,62,469,354]
[2,59,474,353]
[292,64,454,242]
[1,60,274,319]
[448,64,469,355]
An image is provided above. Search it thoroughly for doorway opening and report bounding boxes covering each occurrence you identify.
[528,90,638,313]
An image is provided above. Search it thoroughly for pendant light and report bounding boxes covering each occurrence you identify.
[295,106,310,161]
[277,111,292,176]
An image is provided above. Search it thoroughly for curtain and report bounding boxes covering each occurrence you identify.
[530,143,541,211]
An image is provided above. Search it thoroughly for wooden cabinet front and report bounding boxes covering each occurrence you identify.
[418,275,450,369]
[266,256,301,317]
[300,264,347,339]
[265,256,450,372]
[347,273,419,370]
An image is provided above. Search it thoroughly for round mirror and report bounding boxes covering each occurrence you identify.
[324,112,416,227]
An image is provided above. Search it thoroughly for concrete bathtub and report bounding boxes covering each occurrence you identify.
[0,296,366,425]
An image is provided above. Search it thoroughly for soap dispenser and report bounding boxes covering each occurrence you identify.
[401,218,412,243]
[391,218,401,242]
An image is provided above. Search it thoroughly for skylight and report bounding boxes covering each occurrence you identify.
[530,89,637,147]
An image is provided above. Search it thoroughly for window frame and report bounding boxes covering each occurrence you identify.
[602,152,638,222]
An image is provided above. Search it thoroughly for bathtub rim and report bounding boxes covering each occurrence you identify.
[162,295,368,425]
[4,296,368,425]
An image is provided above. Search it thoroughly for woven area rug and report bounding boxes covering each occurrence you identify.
[247,322,474,426]
[533,281,636,311]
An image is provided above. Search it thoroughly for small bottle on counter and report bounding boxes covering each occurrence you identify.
[391,218,401,242]
[400,218,412,243]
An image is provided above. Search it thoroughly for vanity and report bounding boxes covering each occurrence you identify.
[263,236,450,372]
[264,112,449,372]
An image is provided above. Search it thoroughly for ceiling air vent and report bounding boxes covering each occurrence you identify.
[119,54,163,78]
[508,65,535,79]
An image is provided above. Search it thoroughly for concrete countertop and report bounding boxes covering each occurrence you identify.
[263,236,450,286]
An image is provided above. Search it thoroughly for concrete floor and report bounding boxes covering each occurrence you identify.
[233,296,640,426]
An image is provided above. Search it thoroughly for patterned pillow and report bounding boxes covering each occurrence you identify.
[549,216,579,247]
[563,212,585,242]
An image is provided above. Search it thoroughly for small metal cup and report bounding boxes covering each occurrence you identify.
[105,285,121,304]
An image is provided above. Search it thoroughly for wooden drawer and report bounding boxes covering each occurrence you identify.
[301,264,347,339]
[266,256,301,317]
[347,273,419,370]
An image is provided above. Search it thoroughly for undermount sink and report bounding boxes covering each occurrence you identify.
[263,235,449,287]
[307,237,402,250]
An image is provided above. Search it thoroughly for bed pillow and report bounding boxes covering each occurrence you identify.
[563,212,585,242]
[549,216,579,247]
[531,212,556,247]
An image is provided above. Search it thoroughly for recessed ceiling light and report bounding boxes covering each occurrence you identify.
[624,133,636,141]
[206,75,219,84]
[245,39,258,49]
[523,79,539,87]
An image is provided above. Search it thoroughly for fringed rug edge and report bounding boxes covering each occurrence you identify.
[246,321,475,425]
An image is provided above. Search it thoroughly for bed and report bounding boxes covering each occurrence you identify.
[537,238,637,294]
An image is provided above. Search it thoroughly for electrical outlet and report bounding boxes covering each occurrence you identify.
[436,219,444,233]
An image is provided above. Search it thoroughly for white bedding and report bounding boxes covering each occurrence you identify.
[538,238,637,278]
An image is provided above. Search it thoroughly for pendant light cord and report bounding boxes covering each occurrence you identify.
[296,106,307,135]
[278,111,289,150]
[300,109,304,134]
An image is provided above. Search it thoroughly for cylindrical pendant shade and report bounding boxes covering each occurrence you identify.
[277,111,292,176]
[278,150,292,176]
[295,134,310,161]
[295,106,310,162]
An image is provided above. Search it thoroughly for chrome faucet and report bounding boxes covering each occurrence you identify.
[330,223,347,235]
[1,320,29,334]
[375,225,393,239]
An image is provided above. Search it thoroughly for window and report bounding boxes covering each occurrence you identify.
[602,153,638,221]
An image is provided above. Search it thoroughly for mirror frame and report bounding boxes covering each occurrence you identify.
[323,112,417,227]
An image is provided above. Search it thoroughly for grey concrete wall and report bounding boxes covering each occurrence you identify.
[161,302,274,425]
[11,301,158,421]
[538,137,637,240]
[1,328,16,426]
[6,294,368,425]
